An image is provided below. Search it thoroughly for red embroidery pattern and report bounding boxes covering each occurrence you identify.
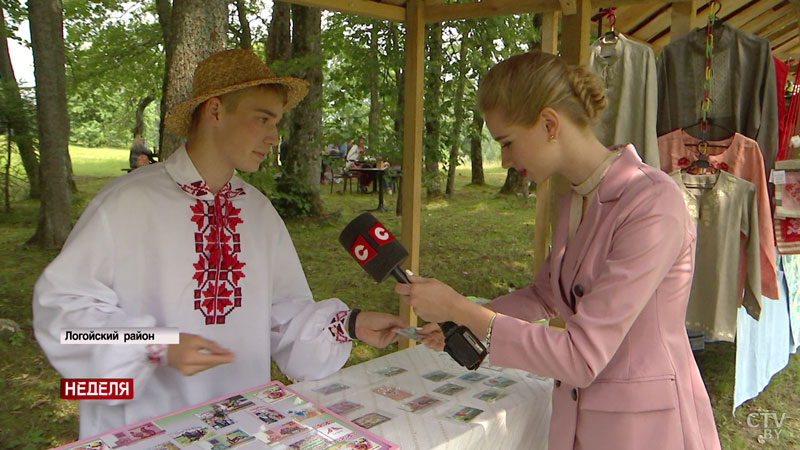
[184,182,247,325]
[328,310,351,343]
[146,344,166,365]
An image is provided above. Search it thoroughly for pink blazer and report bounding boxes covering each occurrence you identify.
[488,146,721,450]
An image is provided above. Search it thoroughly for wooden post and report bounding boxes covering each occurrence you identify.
[560,0,591,66]
[398,0,424,348]
[533,11,559,276]
[671,0,697,42]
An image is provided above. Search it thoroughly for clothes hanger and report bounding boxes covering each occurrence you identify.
[682,118,735,147]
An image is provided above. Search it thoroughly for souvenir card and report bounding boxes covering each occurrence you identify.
[399,395,442,413]
[107,422,166,448]
[480,362,505,372]
[314,420,353,440]
[373,366,407,377]
[68,440,107,450]
[313,382,350,395]
[256,384,295,403]
[526,372,549,381]
[249,406,286,424]
[195,408,236,430]
[458,372,489,382]
[197,429,254,450]
[327,400,364,415]
[473,388,507,403]
[392,327,425,340]
[213,395,254,413]
[327,437,381,450]
[483,376,517,388]
[255,420,311,445]
[444,406,484,423]
[287,402,325,421]
[286,434,332,450]
[432,383,466,396]
[352,412,392,429]
[171,426,214,446]
[371,385,413,401]
[422,370,454,382]
[143,442,179,450]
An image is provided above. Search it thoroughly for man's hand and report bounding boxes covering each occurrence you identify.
[167,333,235,376]
[417,322,445,352]
[354,312,407,348]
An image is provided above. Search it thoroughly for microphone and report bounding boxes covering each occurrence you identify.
[339,212,488,370]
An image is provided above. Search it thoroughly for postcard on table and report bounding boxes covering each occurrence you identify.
[372,385,413,401]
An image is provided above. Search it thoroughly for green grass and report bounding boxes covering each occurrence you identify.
[1,146,798,449]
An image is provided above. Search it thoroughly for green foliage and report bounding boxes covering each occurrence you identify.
[270,172,315,218]
[63,0,164,148]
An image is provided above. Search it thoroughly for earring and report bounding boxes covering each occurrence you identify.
[548,136,557,143]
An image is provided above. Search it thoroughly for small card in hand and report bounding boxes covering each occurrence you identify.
[392,327,425,340]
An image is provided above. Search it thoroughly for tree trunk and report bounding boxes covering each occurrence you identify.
[469,106,485,185]
[159,0,227,160]
[265,1,291,65]
[424,23,443,197]
[27,0,71,247]
[499,168,528,195]
[0,7,39,198]
[446,35,468,196]
[235,0,252,48]
[156,0,172,158]
[132,95,154,138]
[156,0,172,48]
[367,21,380,155]
[284,4,322,216]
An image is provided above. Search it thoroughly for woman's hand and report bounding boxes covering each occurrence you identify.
[394,275,466,324]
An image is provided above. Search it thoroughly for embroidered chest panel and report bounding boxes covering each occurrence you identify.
[182,181,247,325]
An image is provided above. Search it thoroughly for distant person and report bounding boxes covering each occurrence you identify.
[129,134,155,169]
[33,48,406,439]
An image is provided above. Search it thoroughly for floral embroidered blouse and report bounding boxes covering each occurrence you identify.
[671,170,761,341]
[33,146,352,438]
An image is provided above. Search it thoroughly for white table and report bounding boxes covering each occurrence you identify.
[292,345,553,450]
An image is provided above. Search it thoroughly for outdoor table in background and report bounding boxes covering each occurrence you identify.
[349,167,389,211]
[292,344,553,450]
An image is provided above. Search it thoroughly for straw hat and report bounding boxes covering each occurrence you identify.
[165,49,309,138]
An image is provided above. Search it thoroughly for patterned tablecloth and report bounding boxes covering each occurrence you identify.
[292,344,553,450]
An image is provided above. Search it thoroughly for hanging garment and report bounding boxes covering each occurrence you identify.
[589,34,659,167]
[734,252,793,413]
[657,23,779,180]
[781,254,800,352]
[671,170,761,341]
[659,130,779,300]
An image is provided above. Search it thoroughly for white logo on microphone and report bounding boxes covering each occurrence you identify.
[354,245,369,261]
[374,227,389,241]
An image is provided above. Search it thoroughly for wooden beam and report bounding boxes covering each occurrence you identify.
[613,2,664,34]
[559,0,576,15]
[561,0,592,65]
[399,0,424,347]
[286,0,405,21]
[541,11,559,53]
[773,34,799,52]
[671,0,697,42]
[740,3,792,35]
[757,12,796,40]
[764,20,798,44]
[725,0,783,29]
[424,0,561,23]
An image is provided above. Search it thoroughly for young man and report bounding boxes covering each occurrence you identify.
[33,49,406,438]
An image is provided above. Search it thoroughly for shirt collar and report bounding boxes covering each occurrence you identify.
[572,147,622,197]
[165,145,247,201]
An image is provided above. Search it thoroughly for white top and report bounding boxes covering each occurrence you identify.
[33,146,352,438]
[346,144,360,162]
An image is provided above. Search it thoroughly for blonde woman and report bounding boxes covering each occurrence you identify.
[396,51,721,450]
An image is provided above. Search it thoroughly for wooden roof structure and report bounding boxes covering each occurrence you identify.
[278,0,799,346]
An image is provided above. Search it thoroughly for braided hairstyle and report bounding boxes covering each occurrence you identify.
[477,50,607,129]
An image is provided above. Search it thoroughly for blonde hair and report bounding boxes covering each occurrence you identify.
[477,51,607,129]
[189,84,288,133]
